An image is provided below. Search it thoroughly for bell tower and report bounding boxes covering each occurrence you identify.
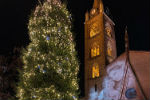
[84,0,117,99]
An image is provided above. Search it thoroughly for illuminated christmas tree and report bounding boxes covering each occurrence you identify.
[17,0,79,100]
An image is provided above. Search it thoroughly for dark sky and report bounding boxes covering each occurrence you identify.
[0,0,149,97]
[0,0,149,55]
[0,0,149,54]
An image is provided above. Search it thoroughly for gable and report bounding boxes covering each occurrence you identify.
[99,51,150,100]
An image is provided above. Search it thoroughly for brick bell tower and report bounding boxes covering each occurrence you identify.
[84,0,117,99]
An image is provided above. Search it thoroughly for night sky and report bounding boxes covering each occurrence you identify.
[0,0,149,54]
[0,0,149,96]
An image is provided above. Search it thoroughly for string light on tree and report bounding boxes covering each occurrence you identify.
[42,70,46,73]
[17,0,79,100]
[46,36,50,40]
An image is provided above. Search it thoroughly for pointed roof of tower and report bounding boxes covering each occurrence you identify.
[125,26,129,58]
[85,11,89,21]
[93,0,99,8]
[99,0,104,13]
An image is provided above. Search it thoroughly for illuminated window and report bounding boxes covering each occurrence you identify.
[90,23,100,38]
[107,42,112,56]
[105,27,112,37]
[92,63,99,78]
[90,29,94,38]
[91,43,100,57]
[96,47,100,55]
[107,47,112,56]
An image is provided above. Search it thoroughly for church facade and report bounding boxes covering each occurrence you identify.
[83,0,150,100]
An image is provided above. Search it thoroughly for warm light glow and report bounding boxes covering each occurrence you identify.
[90,29,95,37]
[96,47,100,55]
[107,42,112,56]
[106,27,112,37]
[92,63,99,78]
[107,47,112,56]
[90,23,100,37]
[90,8,96,15]
[91,43,100,57]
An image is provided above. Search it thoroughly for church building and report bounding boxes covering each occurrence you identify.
[83,0,150,100]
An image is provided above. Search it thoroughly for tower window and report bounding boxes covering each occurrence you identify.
[105,27,112,37]
[107,41,112,56]
[90,23,100,38]
[107,47,112,56]
[92,63,99,78]
[91,43,100,57]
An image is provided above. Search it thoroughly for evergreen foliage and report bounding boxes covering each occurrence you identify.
[17,0,79,100]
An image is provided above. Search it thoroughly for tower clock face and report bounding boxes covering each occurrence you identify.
[90,23,100,37]
[90,8,96,15]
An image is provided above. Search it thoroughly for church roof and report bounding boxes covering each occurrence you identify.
[106,50,150,99]
[127,51,150,99]
[103,12,115,25]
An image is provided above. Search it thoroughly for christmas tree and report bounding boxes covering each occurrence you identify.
[17,0,79,100]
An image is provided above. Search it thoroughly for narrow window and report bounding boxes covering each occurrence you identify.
[107,42,112,56]
[91,43,100,58]
[92,63,99,78]
[106,27,112,37]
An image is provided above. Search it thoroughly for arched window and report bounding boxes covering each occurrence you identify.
[91,43,100,57]
[92,63,99,78]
